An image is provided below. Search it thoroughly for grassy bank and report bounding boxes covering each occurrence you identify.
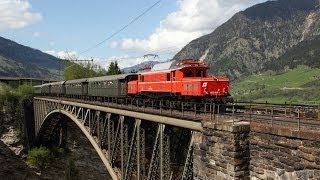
[231,65,320,104]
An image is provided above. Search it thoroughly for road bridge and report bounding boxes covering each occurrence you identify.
[33,97,320,179]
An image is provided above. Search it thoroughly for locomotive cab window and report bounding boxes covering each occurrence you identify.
[184,69,193,77]
[140,75,144,82]
[196,70,206,77]
[166,73,170,81]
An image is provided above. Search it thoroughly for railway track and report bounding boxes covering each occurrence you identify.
[42,96,320,130]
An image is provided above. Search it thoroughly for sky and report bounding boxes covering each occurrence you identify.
[0,0,266,69]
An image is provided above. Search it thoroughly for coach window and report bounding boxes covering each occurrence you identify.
[184,69,193,77]
[166,73,170,81]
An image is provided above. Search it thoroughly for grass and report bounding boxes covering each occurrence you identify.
[231,65,320,104]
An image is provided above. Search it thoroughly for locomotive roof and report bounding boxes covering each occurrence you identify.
[147,59,207,74]
[150,61,175,71]
[87,73,137,82]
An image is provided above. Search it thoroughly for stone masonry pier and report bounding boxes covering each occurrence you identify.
[193,120,320,179]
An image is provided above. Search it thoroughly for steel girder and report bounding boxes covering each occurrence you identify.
[33,97,195,179]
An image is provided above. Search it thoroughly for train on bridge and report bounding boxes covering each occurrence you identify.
[34,59,233,104]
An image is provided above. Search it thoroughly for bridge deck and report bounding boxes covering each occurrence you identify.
[34,97,203,131]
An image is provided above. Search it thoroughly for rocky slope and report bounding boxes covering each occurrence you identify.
[0,100,111,179]
[174,0,320,80]
[264,35,320,71]
[0,99,38,179]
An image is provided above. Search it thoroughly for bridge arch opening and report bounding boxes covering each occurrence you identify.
[33,97,196,179]
[36,110,116,179]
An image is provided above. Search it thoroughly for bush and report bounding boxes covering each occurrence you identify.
[0,83,34,103]
[27,147,52,170]
[16,83,34,101]
[0,83,18,103]
[27,146,65,170]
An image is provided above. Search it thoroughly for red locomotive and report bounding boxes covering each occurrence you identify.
[128,59,232,103]
[35,59,232,104]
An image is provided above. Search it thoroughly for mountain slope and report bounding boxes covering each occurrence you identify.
[231,65,320,103]
[0,37,59,79]
[264,35,320,71]
[174,0,320,79]
[0,55,55,78]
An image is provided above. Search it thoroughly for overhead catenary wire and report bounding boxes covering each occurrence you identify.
[95,48,180,64]
[90,42,185,63]
[80,0,162,55]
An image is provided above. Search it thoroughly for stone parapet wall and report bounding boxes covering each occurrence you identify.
[193,122,250,180]
[193,120,320,180]
[250,123,320,179]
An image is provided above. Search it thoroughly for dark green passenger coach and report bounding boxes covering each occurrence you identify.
[87,74,137,97]
[65,78,88,96]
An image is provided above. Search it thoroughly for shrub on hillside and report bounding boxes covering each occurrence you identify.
[16,83,34,101]
[27,146,65,170]
[27,147,52,170]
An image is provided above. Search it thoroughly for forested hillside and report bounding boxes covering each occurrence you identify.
[0,37,59,79]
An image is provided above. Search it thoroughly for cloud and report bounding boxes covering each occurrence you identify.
[45,50,79,60]
[45,50,141,69]
[33,32,40,37]
[112,0,265,54]
[45,49,154,70]
[101,55,144,69]
[0,0,42,30]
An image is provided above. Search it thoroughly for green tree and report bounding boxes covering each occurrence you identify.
[107,61,122,75]
[63,61,108,80]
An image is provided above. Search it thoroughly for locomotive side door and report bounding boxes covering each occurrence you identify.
[171,70,176,94]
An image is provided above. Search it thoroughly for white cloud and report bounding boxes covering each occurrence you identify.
[0,0,42,30]
[45,50,152,70]
[45,50,79,60]
[112,0,265,54]
[33,32,40,37]
[101,55,144,69]
[45,51,142,69]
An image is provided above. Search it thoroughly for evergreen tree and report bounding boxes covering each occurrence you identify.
[107,61,122,75]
